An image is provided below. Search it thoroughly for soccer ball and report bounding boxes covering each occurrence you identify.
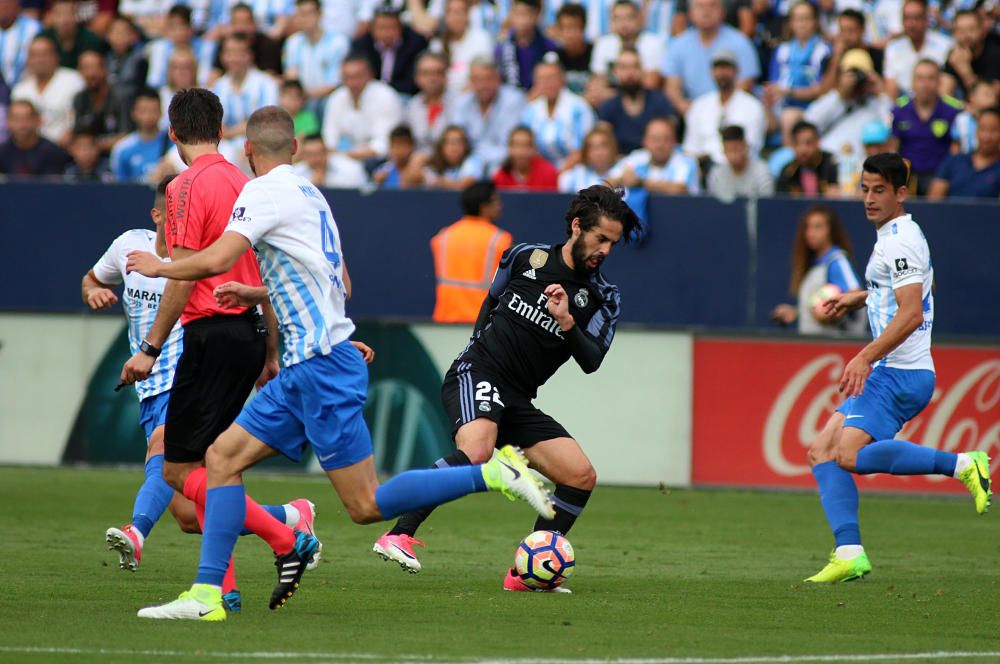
[513,530,575,590]
[809,283,842,315]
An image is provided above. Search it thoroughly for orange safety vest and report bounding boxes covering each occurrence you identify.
[431,216,512,323]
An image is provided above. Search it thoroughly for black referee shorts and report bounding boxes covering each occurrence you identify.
[164,309,267,464]
[441,360,570,449]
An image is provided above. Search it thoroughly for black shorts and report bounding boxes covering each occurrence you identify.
[441,360,570,448]
[164,309,267,463]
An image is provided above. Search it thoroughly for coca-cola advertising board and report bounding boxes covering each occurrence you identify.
[692,338,999,493]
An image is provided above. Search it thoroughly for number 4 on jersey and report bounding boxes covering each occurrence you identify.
[320,211,341,268]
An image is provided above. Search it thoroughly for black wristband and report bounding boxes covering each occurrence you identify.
[140,339,161,358]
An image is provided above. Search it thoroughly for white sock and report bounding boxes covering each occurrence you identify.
[953,453,972,479]
[835,545,865,560]
[283,504,300,528]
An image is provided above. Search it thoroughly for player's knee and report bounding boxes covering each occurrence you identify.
[457,441,493,465]
[344,493,381,524]
[161,463,187,492]
[570,463,597,490]
[835,446,858,472]
[205,441,241,477]
[173,511,201,534]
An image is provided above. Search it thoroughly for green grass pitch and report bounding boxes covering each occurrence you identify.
[1,466,998,664]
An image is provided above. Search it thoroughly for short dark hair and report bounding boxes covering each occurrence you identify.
[168,88,224,144]
[71,129,98,142]
[514,0,542,10]
[155,174,176,207]
[979,106,1000,122]
[862,152,910,190]
[461,180,497,216]
[296,0,320,7]
[9,99,39,116]
[343,51,373,71]
[134,87,161,104]
[231,2,253,16]
[372,2,403,21]
[839,8,865,28]
[303,133,325,144]
[791,120,819,139]
[555,2,586,25]
[247,105,295,156]
[389,124,414,143]
[281,78,304,93]
[167,4,192,24]
[565,185,640,244]
[221,32,252,52]
[613,0,639,12]
[78,48,105,64]
[954,8,981,23]
[903,0,927,11]
[789,0,818,19]
[720,125,745,142]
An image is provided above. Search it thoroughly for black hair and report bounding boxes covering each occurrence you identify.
[134,87,161,103]
[903,0,928,9]
[862,152,910,190]
[791,119,819,138]
[155,174,176,203]
[564,185,640,244]
[221,31,252,52]
[980,106,1000,122]
[71,129,98,141]
[514,0,542,10]
[230,2,253,15]
[839,8,865,28]
[555,2,586,25]
[296,0,320,6]
[168,88,223,144]
[303,132,325,143]
[343,51,373,71]
[789,0,818,19]
[389,124,414,142]
[281,78,304,93]
[720,125,745,142]
[372,2,403,21]
[167,4,193,24]
[78,48,106,63]
[613,0,639,11]
[461,180,497,216]
[954,8,981,23]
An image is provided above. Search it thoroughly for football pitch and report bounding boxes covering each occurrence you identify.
[1,466,998,664]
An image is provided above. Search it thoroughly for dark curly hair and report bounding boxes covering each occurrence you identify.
[564,184,641,243]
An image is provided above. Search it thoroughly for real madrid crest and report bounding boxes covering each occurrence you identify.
[529,249,548,269]
[574,288,589,308]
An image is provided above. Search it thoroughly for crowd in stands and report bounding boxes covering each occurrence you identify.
[1,0,999,201]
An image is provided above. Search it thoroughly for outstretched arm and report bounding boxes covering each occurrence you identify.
[127,232,252,281]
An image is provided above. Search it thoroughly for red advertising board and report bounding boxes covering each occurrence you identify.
[692,338,1000,493]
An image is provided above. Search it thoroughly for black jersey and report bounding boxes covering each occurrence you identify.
[458,242,621,398]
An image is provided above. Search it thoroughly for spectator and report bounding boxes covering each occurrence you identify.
[492,125,558,191]
[319,0,363,40]
[105,15,148,100]
[110,87,168,182]
[861,119,892,156]
[543,0,615,43]
[597,47,676,155]
[72,50,131,155]
[430,179,512,323]
[661,0,759,117]
[776,120,839,196]
[279,79,319,139]
[682,48,765,165]
[804,49,892,162]
[421,124,484,189]
[928,107,1000,199]
[554,3,592,95]
[321,53,403,160]
[952,80,998,154]
[0,99,71,175]
[63,130,112,181]
[558,125,619,192]
[765,1,830,133]
[293,133,370,188]
[117,0,171,38]
[520,58,595,168]
[820,9,885,96]
[941,10,1000,100]
[373,124,419,188]
[431,0,494,96]
[770,205,866,336]
[0,0,41,86]
[673,0,754,37]
[414,0,509,37]
[495,0,556,90]
[243,0,295,40]
[706,125,774,198]
[406,51,449,153]
[11,35,84,147]
[351,4,428,95]
[39,0,107,69]
[591,0,664,90]
[884,0,952,98]
[212,33,279,150]
[448,55,525,173]
[282,0,350,103]
[145,6,215,88]
[218,3,283,76]
[891,59,961,193]
[611,116,700,194]
[157,47,197,129]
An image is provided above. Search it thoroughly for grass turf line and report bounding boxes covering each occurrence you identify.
[0,466,997,664]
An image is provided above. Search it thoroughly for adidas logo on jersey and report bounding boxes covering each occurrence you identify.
[522,269,536,280]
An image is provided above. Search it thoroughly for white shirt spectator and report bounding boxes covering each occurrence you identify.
[118,0,173,21]
[871,0,903,44]
[431,28,494,96]
[683,89,766,164]
[0,14,40,86]
[293,153,370,188]
[283,29,350,91]
[520,88,596,167]
[322,79,403,158]
[213,67,279,130]
[884,31,953,96]
[707,158,775,199]
[590,32,664,77]
[321,0,362,38]
[11,67,84,143]
[146,38,216,88]
[804,90,892,159]
[247,0,294,31]
[612,147,701,193]
[406,92,449,152]
[448,84,525,173]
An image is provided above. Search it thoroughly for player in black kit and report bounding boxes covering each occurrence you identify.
[373,184,640,591]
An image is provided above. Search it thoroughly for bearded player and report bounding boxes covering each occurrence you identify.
[373,184,640,592]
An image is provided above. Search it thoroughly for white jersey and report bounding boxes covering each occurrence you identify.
[92,229,184,401]
[226,164,355,367]
[864,214,934,372]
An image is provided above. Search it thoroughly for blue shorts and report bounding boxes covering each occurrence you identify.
[138,391,171,441]
[236,340,373,471]
[837,366,935,441]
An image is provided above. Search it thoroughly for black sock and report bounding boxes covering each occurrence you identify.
[387,449,473,537]
[533,484,591,535]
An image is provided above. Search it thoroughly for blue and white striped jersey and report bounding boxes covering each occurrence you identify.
[951,111,977,154]
[212,68,279,129]
[247,0,295,31]
[520,89,595,167]
[864,214,934,371]
[0,15,40,86]
[613,148,701,193]
[644,0,676,41]
[282,30,350,91]
[92,229,183,402]
[557,163,611,193]
[145,37,216,89]
[226,165,355,367]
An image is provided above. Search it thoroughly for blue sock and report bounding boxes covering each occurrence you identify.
[195,485,246,587]
[239,505,285,536]
[855,439,957,476]
[131,454,174,539]
[375,466,487,520]
[813,461,861,547]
